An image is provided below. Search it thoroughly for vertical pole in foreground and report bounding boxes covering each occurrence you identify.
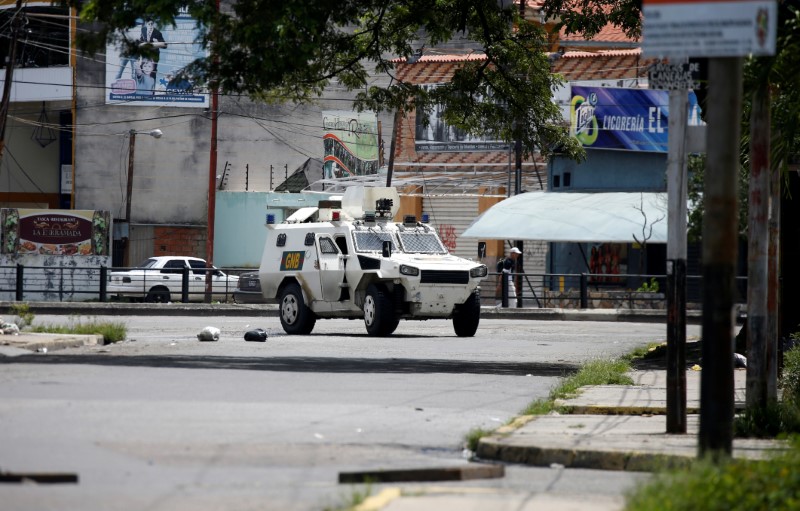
[666,89,688,433]
[746,88,770,410]
[699,57,743,458]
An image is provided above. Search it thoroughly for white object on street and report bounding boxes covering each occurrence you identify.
[197,326,220,342]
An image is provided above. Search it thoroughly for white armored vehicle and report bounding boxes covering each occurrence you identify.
[258,187,487,336]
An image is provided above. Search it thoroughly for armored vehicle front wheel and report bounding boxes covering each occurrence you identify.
[364,284,397,336]
[279,282,316,335]
[453,291,480,337]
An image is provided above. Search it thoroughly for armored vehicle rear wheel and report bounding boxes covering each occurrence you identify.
[453,291,480,337]
[364,284,397,336]
[279,282,316,335]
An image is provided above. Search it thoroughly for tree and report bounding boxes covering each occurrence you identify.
[69,0,584,161]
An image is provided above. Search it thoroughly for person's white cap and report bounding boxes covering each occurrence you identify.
[510,247,522,254]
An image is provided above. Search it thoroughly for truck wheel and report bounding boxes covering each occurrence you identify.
[453,292,481,337]
[146,287,170,303]
[364,284,396,336]
[279,282,316,335]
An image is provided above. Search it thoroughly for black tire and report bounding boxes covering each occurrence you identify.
[145,287,170,303]
[279,282,316,335]
[363,283,397,336]
[453,291,481,337]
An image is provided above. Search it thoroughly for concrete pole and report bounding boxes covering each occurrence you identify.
[699,57,743,458]
[746,88,770,410]
[123,130,136,267]
[767,130,780,402]
[666,89,688,433]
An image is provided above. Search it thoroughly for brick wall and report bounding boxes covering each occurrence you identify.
[153,226,206,258]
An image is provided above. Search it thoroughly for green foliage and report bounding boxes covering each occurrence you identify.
[687,154,750,243]
[31,319,127,343]
[783,341,800,403]
[625,437,800,511]
[465,427,493,452]
[636,278,659,293]
[70,0,584,161]
[522,358,633,415]
[540,0,642,40]
[9,303,34,328]
[322,482,373,511]
[734,343,800,437]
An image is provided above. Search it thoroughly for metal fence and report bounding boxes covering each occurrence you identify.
[0,264,252,303]
[488,271,748,310]
[0,263,748,308]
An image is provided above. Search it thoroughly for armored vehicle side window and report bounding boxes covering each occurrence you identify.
[398,232,447,254]
[277,233,287,247]
[318,237,339,254]
[353,231,397,252]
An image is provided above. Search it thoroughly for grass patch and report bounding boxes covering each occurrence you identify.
[521,358,633,416]
[625,437,800,511]
[30,318,127,343]
[322,482,373,511]
[734,341,800,437]
[8,302,34,328]
[628,333,800,510]
[465,427,494,452]
[464,356,636,449]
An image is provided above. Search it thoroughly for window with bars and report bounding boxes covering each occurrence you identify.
[398,232,446,254]
[353,231,397,252]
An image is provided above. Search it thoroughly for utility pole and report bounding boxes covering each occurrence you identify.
[204,0,220,303]
[746,88,770,411]
[666,88,688,434]
[699,57,743,458]
[386,110,400,187]
[0,0,24,168]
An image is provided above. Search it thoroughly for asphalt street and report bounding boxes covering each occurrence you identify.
[0,315,699,510]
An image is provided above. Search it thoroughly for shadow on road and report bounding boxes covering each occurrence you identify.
[0,354,579,376]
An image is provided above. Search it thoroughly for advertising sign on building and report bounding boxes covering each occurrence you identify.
[642,0,777,58]
[569,86,702,152]
[414,84,508,152]
[106,10,209,107]
[322,111,380,179]
[0,209,110,256]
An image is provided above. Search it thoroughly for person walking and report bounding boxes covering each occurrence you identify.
[495,246,521,307]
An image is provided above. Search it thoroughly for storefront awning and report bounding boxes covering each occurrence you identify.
[461,191,668,243]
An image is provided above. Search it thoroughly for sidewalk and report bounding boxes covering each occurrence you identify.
[0,331,102,355]
[361,366,786,511]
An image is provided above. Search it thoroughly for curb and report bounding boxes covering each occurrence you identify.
[0,333,102,352]
[0,301,697,323]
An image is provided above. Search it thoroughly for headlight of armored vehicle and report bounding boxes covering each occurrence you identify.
[399,264,419,276]
[470,265,488,278]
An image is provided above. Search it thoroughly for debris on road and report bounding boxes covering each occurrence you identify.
[197,326,220,342]
[244,328,268,342]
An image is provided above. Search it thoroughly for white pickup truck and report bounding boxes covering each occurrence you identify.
[258,187,487,336]
[107,256,239,302]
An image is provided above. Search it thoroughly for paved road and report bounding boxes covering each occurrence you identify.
[0,316,699,510]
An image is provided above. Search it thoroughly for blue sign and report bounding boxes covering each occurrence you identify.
[569,86,701,153]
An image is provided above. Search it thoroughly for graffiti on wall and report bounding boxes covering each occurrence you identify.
[589,243,627,284]
[437,224,458,252]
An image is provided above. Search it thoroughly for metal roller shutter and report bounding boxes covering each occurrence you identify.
[422,195,479,261]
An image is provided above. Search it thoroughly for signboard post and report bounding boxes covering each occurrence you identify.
[643,0,777,455]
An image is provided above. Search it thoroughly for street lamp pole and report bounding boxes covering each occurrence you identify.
[124,128,162,266]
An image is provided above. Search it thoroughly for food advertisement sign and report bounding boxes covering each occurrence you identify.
[1,209,110,256]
